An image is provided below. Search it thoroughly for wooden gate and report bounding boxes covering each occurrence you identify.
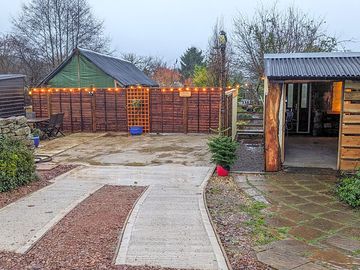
[339,81,360,171]
[126,88,150,132]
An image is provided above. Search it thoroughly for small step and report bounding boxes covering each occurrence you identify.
[237,130,264,137]
[237,123,263,127]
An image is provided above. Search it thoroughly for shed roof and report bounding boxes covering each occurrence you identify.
[264,52,360,80]
[39,48,158,87]
[0,74,25,81]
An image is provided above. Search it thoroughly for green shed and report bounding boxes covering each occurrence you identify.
[38,48,158,88]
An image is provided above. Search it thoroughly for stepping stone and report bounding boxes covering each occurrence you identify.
[304,218,344,232]
[293,262,329,270]
[279,208,313,223]
[257,248,310,270]
[289,226,324,241]
[324,235,360,252]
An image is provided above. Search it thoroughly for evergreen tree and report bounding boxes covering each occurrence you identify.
[180,47,204,80]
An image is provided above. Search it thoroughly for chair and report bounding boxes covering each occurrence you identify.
[40,113,65,139]
[53,113,65,137]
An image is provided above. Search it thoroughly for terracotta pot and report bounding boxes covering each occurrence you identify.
[216,165,229,177]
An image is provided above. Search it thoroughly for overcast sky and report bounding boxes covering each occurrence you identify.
[1,0,360,64]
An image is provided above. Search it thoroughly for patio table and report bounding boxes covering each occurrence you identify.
[27,117,50,129]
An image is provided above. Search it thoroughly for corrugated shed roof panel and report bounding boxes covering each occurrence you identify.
[264,52,360,79]
[0,74,25,81]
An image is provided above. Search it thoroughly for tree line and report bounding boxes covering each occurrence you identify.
[0,0,340,101]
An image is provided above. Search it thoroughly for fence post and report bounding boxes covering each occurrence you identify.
[47,92,52,117]
[91,92,97,132]
[183,97,188,134]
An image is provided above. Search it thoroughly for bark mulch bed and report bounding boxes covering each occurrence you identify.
[205,175,272,270]
[0,164,77,209]
[0,185,184,270]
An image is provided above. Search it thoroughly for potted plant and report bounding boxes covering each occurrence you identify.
[208,135,238,176]
[129,99,143,135]
[31,128,42,148]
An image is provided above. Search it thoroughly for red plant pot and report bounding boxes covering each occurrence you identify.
[216,165,229,177]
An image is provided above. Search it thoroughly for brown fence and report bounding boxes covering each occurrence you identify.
[31,87,233,134]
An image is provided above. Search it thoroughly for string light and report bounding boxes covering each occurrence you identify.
[29,91,32,95]
[202,88,206,92]
[56,89,59,92]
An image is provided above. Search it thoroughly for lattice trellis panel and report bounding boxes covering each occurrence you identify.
[126,88,150,132]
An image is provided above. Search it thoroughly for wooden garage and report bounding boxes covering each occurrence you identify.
[264,52,360,172]
[0,74,26,118]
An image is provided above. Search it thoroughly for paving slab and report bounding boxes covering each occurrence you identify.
[0,180,102,253]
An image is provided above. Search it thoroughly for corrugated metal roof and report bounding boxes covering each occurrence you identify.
[264,52,360,80]
[39,48,158,87]
[0,74,25,81]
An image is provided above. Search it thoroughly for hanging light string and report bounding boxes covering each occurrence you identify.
[29,85,239,95]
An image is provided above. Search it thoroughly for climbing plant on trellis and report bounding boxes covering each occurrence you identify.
[126,88,150,132]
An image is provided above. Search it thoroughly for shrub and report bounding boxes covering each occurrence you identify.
[336,170,360,208]
[208,135,238,169]
[0,136,36,192]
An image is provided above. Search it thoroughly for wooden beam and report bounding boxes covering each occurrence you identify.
[265,82,282,172]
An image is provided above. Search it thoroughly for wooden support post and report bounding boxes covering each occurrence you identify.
[47,92,52,117]
[115,90,119,131]
[184,97,188,134]
[80,89,84,131]
[104,90,108,131]
[265,81,282,172]
[91,92,97,132]
[69,91,73,133]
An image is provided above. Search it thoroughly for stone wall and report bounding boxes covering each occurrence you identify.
[0,116,31,141]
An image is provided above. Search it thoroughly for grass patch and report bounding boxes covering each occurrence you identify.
[242,200,278,245]
[336,170,360,208]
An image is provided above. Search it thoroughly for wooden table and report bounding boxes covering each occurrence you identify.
[27,117,49,129]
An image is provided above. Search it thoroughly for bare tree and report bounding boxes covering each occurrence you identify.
[12,0,110,69]
[0,34,47,85]
[233,4,338,81]
[121,53,168,78]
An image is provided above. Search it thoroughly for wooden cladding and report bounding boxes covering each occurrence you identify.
[31,87,228,134]
[0,77,25,118]
[339,84,360,171]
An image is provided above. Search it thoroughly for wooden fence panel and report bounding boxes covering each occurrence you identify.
[31,87,227,134]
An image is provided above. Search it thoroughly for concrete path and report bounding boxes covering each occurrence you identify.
[54,165,227,270]
[0,180,101,253]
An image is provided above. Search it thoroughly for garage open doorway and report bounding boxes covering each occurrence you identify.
[283,82,341,170]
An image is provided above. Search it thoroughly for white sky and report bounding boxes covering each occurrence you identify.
[1,0,359,64]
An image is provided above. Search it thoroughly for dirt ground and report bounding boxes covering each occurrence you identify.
[36,133,211,166]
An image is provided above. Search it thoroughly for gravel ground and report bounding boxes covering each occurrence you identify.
[0,164,77,209]
[0,185,187,270]
[232,139,264,172]
[205,175,271,270]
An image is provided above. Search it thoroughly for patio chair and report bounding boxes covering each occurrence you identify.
[39,113,65,139]
[53,112,65,137]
